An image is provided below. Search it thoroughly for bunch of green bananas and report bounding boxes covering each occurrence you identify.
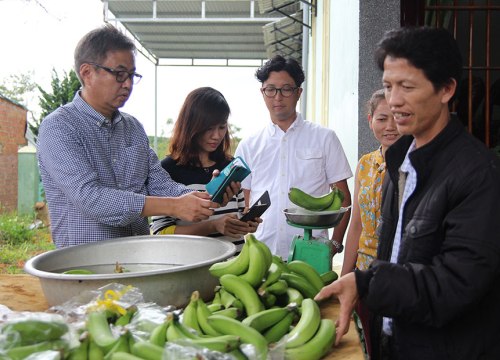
[0,318,70,359]
[288,187,344,211]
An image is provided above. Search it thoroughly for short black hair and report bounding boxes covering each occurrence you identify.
[375,26,463,94]
[255,55,305,87]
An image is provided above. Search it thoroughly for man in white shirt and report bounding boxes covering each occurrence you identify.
[235,55,352,260]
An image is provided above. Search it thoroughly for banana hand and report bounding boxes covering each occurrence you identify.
[288,187,335,211]
[285,298,321,349]
[220,274,265,316]
[284,319,336,360]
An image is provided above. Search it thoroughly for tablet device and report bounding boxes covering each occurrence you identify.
[240,190,271,222]
[205,157,251,204]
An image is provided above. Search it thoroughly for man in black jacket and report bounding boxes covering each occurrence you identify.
[316,27,500,360]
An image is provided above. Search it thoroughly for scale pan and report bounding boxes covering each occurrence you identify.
[283,207,349,227]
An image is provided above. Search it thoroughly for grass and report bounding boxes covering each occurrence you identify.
[0,212,55,274]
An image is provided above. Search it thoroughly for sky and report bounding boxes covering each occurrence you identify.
[0,0,270,139]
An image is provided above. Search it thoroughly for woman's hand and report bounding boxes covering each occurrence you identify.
[214,214,257,238]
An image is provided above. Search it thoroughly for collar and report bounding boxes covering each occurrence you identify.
[266,112,302,136]
[74,91,123,128]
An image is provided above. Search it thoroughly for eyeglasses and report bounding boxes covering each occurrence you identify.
[261,86,298,98]
[88,62,142,84]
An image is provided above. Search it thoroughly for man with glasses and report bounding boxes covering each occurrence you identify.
[235,55,352,260]
[37,25,236,248]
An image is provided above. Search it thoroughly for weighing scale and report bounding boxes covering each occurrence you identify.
[284,207,348,275]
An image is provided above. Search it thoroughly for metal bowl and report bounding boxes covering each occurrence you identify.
[24,235,235,308]
[283,207,349,227]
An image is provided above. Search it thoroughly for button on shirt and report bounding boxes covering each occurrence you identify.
[235,113,352,259]
[383,140,417,335]
[37,91,191,248]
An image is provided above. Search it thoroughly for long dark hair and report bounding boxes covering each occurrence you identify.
[169,87,232,167]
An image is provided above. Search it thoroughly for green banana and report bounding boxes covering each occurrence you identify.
[88,338,105,360]
[207,302,223,313]
[1,319,69,345]
[131,341,164,360]
[250,234,273,269]
[148,317,171,347]
[211,286,222,306]
[320,270,339,285]
[166,316,199,341]
[220,274,265,316]
[110,352,145,360]
[181,291,203,334]
[263,311,294,344]
[281,272,319,299]
[86,311,117,349]
[260,292,277,308]
[68,337,88,360]
[288,187,335,211]
[212,307,242,319]
[219,287,244,311]
[323,187,344,211]
[207,314,268,360]
[258,262,282,294]
[263,279,288,296]
[104,332,130,360]
[173,334,241,353]
[287,260,324,293]
[208,238,250,277]
[241,306,293,332]
[285,287,304,306]
[239,234,270,288]
[285,298,321,348]
[62,269,94,275]
[5,340,68,360]
[284,319,336,360]
[196,295,222,336]
[272,254,290,273]
[115,306,137,327]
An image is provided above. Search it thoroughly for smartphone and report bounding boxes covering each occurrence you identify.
[206,157,251,203]
[240,191,271,222]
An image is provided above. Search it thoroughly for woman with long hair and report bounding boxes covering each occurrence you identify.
[150,87,258,251]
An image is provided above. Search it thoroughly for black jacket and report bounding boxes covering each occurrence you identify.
[356,116,500,360]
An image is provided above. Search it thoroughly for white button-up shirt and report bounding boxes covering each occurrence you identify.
[235,113,352,259]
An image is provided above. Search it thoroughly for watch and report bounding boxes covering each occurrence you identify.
[332,240,344,254]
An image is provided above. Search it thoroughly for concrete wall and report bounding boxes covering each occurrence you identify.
[0,96,27,212]
[358,0,401,157]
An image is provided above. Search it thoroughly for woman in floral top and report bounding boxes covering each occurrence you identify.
[340,89,400,357]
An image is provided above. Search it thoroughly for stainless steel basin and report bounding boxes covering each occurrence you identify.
[24,235,235,308]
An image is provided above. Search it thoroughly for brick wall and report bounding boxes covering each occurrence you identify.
[0,96,27,212]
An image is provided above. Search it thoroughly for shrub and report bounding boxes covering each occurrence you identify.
[0,212,35,246]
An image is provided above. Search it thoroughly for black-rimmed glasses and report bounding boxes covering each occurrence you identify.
[88,62,142,84]
[261,86,298,98]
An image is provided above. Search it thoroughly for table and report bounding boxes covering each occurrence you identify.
[0,274,364,359]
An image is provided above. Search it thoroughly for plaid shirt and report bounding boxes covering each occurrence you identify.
[37,91,190,248]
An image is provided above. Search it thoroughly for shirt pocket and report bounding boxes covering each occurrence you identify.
[294,148,324,178]
[402,218,442,264]
[115,144,149,191]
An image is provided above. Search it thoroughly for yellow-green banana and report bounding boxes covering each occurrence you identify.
[68,336,88,360]
[88,338,104,360]
[207,302,223,313]
[181,291,203,334]
[196,296,222,336]
[285,298,321,348]
[287,260,324,293]
[241,305,293,332]
[5,340,68,360]
[166,315,200,341]
[220,274,265,316]
[212,307,242,319]
[288,187,335,211]
[219,287,244,311]
[320,270,339,285]
[208,239,250,277]
[148,317,171,347]
[207,314,268,360]
[110,352,145,360]
[86,311,117,349]
[272,255,290,273]
[250,234,273,269]
[284,287,304,306]
[104,332,130,360]
[258,262,282,295]
[263,279,288,296]
[281,272,319,299]
[239,234,270,288]
[284,319,336,360]
[263,311,294,344]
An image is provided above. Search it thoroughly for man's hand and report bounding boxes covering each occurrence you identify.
[314,272,358,346]
[173,191,218,222]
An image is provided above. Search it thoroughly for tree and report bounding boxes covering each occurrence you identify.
[31,69,81,137]
[0,72,37,105]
